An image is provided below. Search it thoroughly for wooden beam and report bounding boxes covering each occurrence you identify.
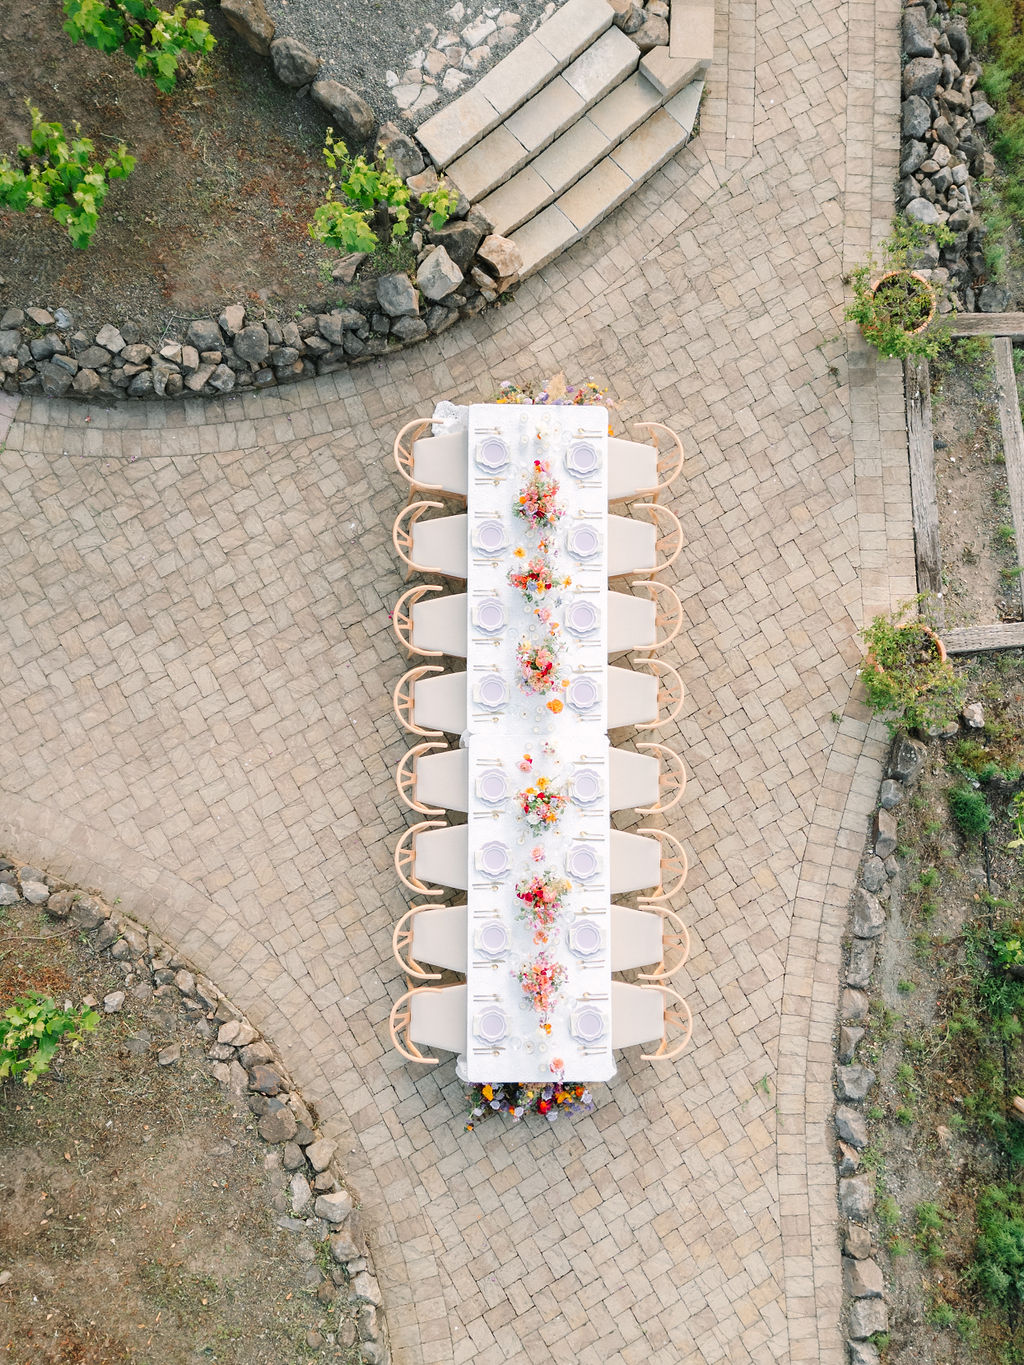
[940,313,1024,340]
[993,336,1024,619]
[944,622,1024,654]
[904,356,943,608]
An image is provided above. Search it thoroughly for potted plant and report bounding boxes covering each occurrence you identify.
[846,222,953,360]
[860,598,963,734]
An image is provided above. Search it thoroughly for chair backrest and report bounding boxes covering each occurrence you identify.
[393,418,432,487]
[393,664,445,737]
[393,819,446,897]
[392,904,443,980]
[635,742,687,813]
[636,827,689,900]
[635,503,683,574]
[640,983,693,1061]
[388,983,467,1063]
[632,421,684,498]
[633,658,685,732]
[392,583,443,657]
[631,580,682,653]
[393,500,444,575]
[396,741,447,814]
[635,904,691,981]
[393,903,468,980]
[610,981,693,1061]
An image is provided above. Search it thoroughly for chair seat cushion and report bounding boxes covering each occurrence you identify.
[610,906,664,972]
[607,667,657,727]
[413,595,468,657]
[414,434,469,496]
[608,439,657,501]
[417,749,469,812]
[611,981,663,1048]
[610,829,661,894]
[415,825,469,890]
[410,984,467,1053]
[412,905,468,973]
[608,592,656,652]
[607,514,656,576]
[608,748,659,811]
[413,514,469,577]
[414,672,468,734]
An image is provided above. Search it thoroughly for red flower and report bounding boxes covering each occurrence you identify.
[537,1099,550,1114]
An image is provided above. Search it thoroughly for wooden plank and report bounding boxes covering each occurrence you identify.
[941,313,1024,340]
[993,336,1024,619]
[944,622,1024,654]
[904,355,943,608]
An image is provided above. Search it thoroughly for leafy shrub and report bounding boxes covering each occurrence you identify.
[0,106,134,248]
[63,0,215,93]
[973,1184,1024,1309]
[0,992,99,1086]
[309,130,455,255]
[860,599,964,734]
[845,222,953,360]
[949,785,993,838]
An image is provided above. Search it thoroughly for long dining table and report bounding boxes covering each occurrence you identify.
[460,402,615,1084]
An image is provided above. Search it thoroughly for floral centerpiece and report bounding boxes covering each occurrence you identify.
[514,460,564,531]
[507,553,570,606]
[517,951,567,1026]
[515,633,563,695]
[493,373,614,409]
[518,776,567,830]
[515,871,571,942]
[464,1077,595,1129]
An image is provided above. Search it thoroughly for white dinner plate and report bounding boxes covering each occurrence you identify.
[477,841,511,878]
[475,922,510,956]
[570,1006,607,1043]
[570,769,603,805]
[475,437,510,473]
[472,519,509,554]
[566,524,601,560]
[564,599,599,637]
[476,768,509,803]
[566,844,599,881]
[567,919,604,957]
[565,442,600,477]
[474,675,509,710]
[474,1007,508,1043]
[567,676,600,712]
[473,599,507,634]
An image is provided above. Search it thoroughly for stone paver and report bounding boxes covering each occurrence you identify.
[0,0,909,1360]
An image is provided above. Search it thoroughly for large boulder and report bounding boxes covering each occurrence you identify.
[902,94,931,139]
[902,7,936,59]
[476,234,524,284]
[416,247,464,301]
[186,318,225,352]
[376,273,418,318]
[888,734,925,784]
[220,0,275,54]
[312,81,375,144]
[232,325,270,364]
[374,122,424,180]
[270,36,321,87]
[851,889,885,939]
[428,219,486,272]
[902,56,943,100]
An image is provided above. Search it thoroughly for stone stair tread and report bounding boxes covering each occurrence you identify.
[505,76,587,159]
[417,88,504,171]
[534,0,614,64]
[472,34,561,118]
[587,71,663,142]
[563,26,640,105]
[640,44,709,98]
[556,159,634,233]
[607,105,688,181]
[445,125,532,203]
[663,78,704,137]
[511,205,580,276]
[477,166,554,238]
[531,117,611,197]
[670,0,715,64]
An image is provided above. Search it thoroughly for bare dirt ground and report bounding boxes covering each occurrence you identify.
[0,0,336,333]
[0,891,359,1365]
[929,338,1021,628]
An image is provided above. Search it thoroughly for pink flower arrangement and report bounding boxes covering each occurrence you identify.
[513,460,564,531]
[515,871,571,941]
[517,952,567,1023]
[507,554,569,606]
[515,634,563,695]
[518,776,566,830]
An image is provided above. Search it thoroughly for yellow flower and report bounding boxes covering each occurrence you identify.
[482,1084,494,1101]
[563,577,572,587]
[513,547,525,558]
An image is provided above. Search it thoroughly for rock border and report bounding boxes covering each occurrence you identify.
[899,0,1008,314]
[0,852,390,1365]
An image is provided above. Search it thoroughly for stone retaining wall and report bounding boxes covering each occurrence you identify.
[0,852,390,1365]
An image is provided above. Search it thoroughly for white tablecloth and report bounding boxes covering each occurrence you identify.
[463,403,613,1083]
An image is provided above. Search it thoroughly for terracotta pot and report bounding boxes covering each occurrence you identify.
[864,624,946,678]
[869,269,937,336]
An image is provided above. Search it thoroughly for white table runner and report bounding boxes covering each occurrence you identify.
[463,403,613,1083]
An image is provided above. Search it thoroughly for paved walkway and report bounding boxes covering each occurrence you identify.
[0,0,911,1359]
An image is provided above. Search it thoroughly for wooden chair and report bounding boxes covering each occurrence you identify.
[608,582,683,655]
[392,501,468,581]
[636,827,689,901]
[392,904,468,980]
[610,981,693,1060]
[608,422,684,504]
[607,659,685,730]
[607,743,685,813]
[396,741,449,814]
[393,419,468,502]
[393,665,468,737]
[634,742,686,814]
[392,585,468,658]
[394,819,447,897]
[607,505,683,578]
[610,904,690,980]
[415,747,469,813]
[389,983,468,1064]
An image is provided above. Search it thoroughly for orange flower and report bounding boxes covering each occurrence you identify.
[547,699,563,714]
[482,1084,494,1101]
[513,546,525,558]
[543,1022,552,1034]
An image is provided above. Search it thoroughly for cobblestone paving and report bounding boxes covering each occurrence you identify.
[0,0,910,1359]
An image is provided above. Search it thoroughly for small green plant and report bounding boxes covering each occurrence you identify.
[898,978,917,994]
[920,867,939,888]
[62,0,215,93]
[949,784,993,838]
[895,1106,915,1125]
[915,1202,947,1263]
[0,992,99,1086]
[309,129,454,255]
[926,1297,956,1328]
[972,1184,1024,1310]
[0,105,134,248]
[997,524,1016,548]
[890,1236,911,1256]
[860,598,964,734]
[845,222,953,359]
[878,1195,901,1230]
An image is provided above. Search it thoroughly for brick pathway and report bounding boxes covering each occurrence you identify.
[0,0,909,1358]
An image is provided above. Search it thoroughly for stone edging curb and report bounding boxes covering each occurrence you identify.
[0,852,390,1365]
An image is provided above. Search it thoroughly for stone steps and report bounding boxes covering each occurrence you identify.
[510,79,704,277]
